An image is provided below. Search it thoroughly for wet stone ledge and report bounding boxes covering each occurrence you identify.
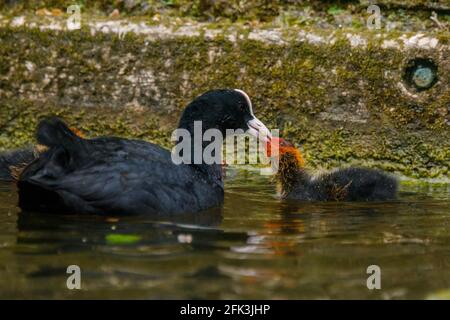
[0,16,449,180]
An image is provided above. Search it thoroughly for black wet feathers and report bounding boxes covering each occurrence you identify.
[17,89,257,215]
[18,118,223,215]
[0,148,35,181]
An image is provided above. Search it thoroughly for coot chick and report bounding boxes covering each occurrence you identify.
[18,89,271,215]
[0,148,35,181]
[267,137,397,201]
[0,128,85,181]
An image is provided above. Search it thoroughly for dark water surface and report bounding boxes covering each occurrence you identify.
[0,169,449,299]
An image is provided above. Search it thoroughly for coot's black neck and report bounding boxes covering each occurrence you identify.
[177,107,224,187]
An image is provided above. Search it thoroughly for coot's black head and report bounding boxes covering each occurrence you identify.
[178,89,271,142]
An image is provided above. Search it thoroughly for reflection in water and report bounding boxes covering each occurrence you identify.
[0,169,450,299]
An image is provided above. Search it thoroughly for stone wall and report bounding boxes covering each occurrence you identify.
[0,12,448,180]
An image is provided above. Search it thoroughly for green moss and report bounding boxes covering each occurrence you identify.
[0,26,448,179]
[1,0,448,32]
[327,5,346,16]
[0,99,171,150]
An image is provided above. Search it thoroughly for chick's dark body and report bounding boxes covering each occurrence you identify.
[285,167,398,201]
[0,148,35,181]
[272,138,398,202]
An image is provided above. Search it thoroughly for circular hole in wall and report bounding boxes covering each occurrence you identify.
[403,58,438,92]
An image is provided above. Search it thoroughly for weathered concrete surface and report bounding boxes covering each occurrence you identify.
[0,16,449,179]
[2,1,450,16]
[361,0,450,10]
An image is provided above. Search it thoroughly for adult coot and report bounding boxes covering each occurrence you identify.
[18,89,271,215]
[267,137,397,201]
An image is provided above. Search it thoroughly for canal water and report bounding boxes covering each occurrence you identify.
[0,168,449,299]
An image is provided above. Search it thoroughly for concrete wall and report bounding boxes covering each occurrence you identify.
[0,13,448,179]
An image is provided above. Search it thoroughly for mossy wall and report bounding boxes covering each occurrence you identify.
[0,19,449,179]
[2,1,449,18]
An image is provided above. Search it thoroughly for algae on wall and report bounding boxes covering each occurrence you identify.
[1,0,450,31]
[0,14,449,179]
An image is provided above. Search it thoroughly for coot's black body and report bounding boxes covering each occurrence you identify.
[284,167,398,201]
[18,89,271,215]
[19,134,224,215]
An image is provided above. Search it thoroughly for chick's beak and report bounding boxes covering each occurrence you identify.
[265,137,281,157]
[246,117,272,143]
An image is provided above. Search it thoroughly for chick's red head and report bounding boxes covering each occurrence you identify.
[266,137,305,167]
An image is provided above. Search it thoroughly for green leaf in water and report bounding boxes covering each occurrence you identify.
[106,234,141,245]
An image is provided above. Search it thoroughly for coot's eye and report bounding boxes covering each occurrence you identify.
[238,102,246,112]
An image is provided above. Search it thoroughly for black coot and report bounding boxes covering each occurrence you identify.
[18,89,271,215]
[267,137,397,201]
